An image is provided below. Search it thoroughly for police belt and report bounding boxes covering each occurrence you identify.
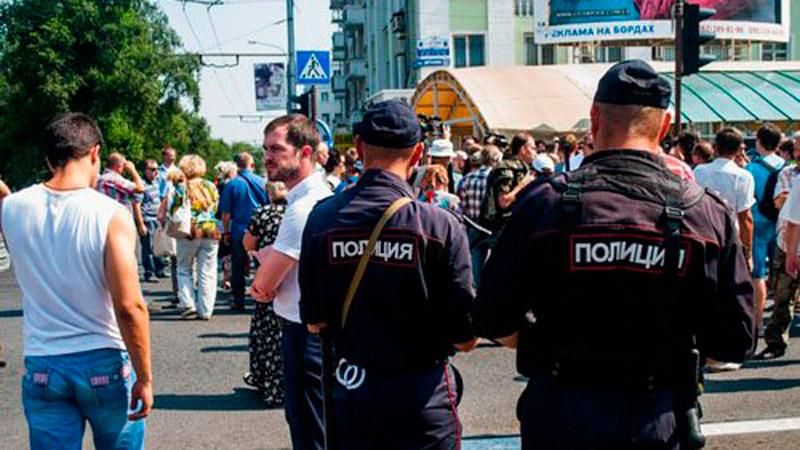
[531,357,681,388]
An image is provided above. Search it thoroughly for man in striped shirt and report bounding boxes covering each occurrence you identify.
[96,152,144,209]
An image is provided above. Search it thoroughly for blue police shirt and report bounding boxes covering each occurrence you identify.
[299,169,475,374]
[218,170,268,239]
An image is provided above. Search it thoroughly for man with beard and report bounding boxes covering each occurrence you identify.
[250,114,332,450]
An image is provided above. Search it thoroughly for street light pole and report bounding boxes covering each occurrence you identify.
[286,0,296,112]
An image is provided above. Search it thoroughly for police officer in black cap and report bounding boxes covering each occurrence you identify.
[473,60,756,449]
[299,99,477,449]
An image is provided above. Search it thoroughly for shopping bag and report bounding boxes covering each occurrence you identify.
[153,225,176,257]
[166,193,192,239]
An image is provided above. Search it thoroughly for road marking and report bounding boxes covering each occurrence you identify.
[462,419,800,448]
[702,417,800,436]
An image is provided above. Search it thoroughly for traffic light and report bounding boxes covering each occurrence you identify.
[291,91,312,117]
[681,4,716,76]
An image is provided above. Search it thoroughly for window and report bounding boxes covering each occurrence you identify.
[524,33,537,65]
[514,0,535,16]
[322,114,330,124]
[321,92,329,103]
[454,34,485,68]
[762,43,788,61]
[541,44,556,65]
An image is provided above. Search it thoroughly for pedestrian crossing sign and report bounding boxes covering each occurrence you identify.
[296,51,331,85]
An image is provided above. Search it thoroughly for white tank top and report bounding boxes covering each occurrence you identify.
[1,184,127,356]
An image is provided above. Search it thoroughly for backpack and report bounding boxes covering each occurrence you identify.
[755,159,783,223]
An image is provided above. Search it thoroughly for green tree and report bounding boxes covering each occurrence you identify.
[0,0,213,188]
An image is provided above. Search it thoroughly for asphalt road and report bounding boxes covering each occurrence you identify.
[1,270,799,449]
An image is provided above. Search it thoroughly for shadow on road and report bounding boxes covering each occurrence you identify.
[201,345,248,353]
[0,309,22,318]
[705,377,800,393]
[198,332,249,339]
[154,388,276,411]
[743,359,800,370]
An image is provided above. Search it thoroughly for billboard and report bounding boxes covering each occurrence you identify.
[254,63,286,111]
[534,0,789,44]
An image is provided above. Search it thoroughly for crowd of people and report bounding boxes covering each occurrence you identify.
[0,58,795,449]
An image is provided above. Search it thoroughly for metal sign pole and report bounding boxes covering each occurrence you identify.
[286,0,296,112]
[675,0,684,134]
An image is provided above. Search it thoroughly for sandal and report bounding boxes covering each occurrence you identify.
[243,372,261,389]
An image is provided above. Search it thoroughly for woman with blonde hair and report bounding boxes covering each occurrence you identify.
[169,154,220,320]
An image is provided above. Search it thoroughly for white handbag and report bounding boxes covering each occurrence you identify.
[153,225,176,257]
[166,189,192,239]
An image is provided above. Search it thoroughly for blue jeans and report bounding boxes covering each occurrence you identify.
[282,321,324,450]
[139,219,165,279]
[22,348,145,450]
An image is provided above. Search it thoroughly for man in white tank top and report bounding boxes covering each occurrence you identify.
[0,113,152,450]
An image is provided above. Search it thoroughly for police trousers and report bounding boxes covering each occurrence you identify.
[518,375,680,450]
[333,363,462,450]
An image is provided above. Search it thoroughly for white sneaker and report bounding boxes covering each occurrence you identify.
[706,360,741,372]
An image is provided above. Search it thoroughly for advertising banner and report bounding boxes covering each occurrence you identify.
[534,0,789,44]
[414,36,451,69]
[254,63,286,111]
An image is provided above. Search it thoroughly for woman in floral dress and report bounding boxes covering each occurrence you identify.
[242,182,287,406]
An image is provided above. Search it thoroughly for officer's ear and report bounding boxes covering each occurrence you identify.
[590,104,600,141]
[657,111,672,144]
[409,142,423,168]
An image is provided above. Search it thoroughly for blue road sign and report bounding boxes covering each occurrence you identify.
[296,50,331,85]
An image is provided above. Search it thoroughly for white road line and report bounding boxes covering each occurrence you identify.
[703,418,800,436]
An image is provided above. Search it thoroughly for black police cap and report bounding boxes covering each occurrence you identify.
[353,99,421,149]
[594,60,672,110]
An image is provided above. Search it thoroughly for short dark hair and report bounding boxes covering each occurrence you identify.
[44,113,103,169]
[509,132,532,156]
[677,131,699,153]
[324,149,343,173]
[715,127,744,157]
[264,114,320,152]
[778,139,794,157]
[756,123,782,151]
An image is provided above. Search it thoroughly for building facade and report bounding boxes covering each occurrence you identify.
[327,0,799,128]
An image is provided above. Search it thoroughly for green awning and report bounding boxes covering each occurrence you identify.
[662,71,800,124]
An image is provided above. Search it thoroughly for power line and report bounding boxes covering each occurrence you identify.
[206,7,249,110]
[181,4,239,113]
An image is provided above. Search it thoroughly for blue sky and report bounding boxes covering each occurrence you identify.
[157,0,335,144]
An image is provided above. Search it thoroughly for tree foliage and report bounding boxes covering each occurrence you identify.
[0,0,241,188]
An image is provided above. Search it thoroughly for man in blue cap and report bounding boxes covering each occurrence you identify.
[299,99,477,449]
[474,60,756,449]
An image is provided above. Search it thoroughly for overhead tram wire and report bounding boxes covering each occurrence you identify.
[180,2,239,114]
[205,7,250,111]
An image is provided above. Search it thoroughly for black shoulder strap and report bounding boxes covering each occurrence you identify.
[663,194,686,276]
[558,169,591,227]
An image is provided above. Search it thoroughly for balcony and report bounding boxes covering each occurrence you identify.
[343,6,366,27]
[332,8,343,24]
[345,59,367,80]
[332,73,346,93]
[333,31,345,50]
[332,48,347,61]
